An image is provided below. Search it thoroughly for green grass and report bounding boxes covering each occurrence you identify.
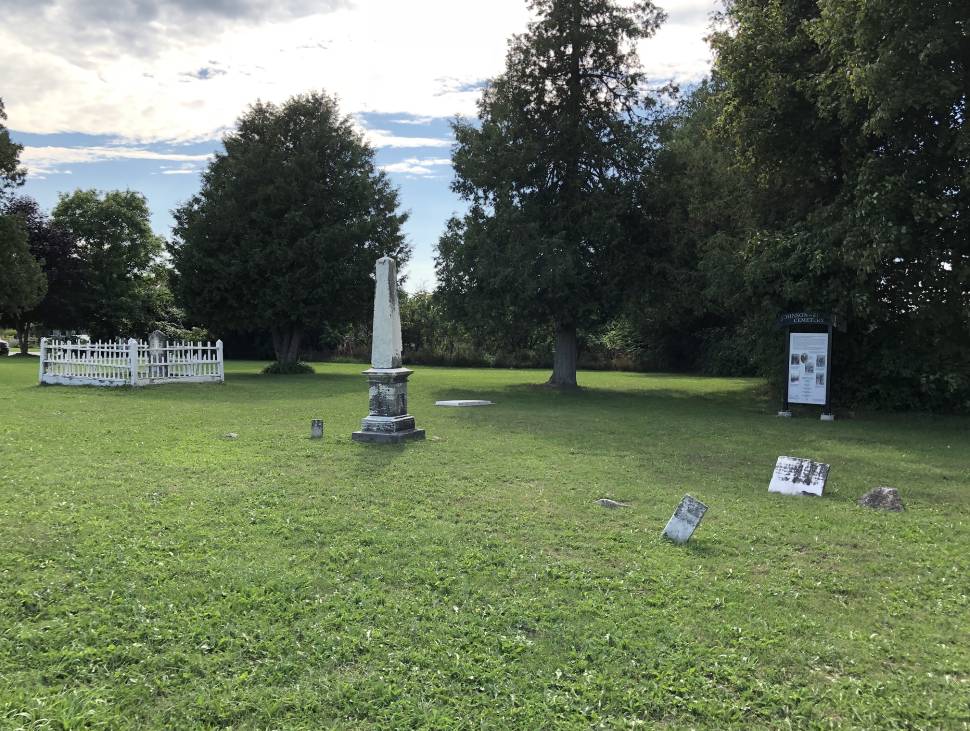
[0,358,967,730]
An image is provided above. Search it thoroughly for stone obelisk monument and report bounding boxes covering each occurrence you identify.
[351,257,425,444]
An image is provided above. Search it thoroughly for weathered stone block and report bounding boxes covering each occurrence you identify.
[858,486,904,512]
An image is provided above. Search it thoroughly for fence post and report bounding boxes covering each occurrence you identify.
[38,337,47,384]
[216,339,224,383]
[128,338,139,386]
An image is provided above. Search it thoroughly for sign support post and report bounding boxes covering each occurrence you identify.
[820,322,834,421]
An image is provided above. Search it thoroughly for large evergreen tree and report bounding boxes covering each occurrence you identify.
[436,0,665,387]
[172,92,410,368]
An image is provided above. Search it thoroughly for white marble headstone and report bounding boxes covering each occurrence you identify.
[769,456,829,496]
[662,495,708,544]
[371,257,402,369]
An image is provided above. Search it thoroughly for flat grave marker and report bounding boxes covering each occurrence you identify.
[769,456,829,496]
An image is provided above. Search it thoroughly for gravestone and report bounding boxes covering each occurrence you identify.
[352,257,425,444]
[435,400,494,407]
[662,495,708,544]
[148,329,168,379]
[310,419,324,439]
[768,456,829,496]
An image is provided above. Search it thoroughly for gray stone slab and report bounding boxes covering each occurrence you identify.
[352,428,426,444]
[435,400,494,407]
[662,494,708,544]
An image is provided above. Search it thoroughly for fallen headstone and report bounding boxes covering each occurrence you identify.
[769,456,829,496]
[662,495,708,544]
[223,432,238,440]
[858,486,904,512]
[594,498,629,509]
[435,400,494,407]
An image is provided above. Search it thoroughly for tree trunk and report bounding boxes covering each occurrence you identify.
[271,326,303,365]
[16,322,30,355]
[547,323,578,388]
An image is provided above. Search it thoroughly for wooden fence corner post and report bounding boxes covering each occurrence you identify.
[216,339,225,383]
[38,337,47,384]
[128,338,139,386]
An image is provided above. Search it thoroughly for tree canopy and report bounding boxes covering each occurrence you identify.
[172,91,410,367]
[52,189,164,341]
[0,98,25,202]
[436,0,665,387]
[0,214,46,327]
[0,197,84,352]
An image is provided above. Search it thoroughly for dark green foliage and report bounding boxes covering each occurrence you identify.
[0,99,25,201]
[51,189,165,340]
[437,0,665,387]
[261,360,315,375]
[0,214,46,324]
[0,197,85,352]
[709,0,969,410]
[172,92,409,368]
[623,0,968,410]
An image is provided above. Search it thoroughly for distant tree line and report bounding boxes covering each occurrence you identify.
[1,0,965,410]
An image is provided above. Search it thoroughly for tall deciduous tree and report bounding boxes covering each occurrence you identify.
[1,197,85,353]
[436,0,665,387]
[707,0,970,409]
[52,189,164,340]
[0,98,25,201]
[172,92,410,368]
[0,214,46,327]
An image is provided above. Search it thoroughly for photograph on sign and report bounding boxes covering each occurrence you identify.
[787,332,828,405]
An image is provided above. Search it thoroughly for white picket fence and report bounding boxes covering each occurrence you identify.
[39,337,224,387]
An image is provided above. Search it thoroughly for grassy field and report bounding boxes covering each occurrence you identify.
[0,358,967,729]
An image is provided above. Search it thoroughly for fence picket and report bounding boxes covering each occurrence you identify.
[38,337,224,387]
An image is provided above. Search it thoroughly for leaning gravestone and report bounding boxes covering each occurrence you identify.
[768,456,829,496]
[662,495,708,544]
[351,257,425,444]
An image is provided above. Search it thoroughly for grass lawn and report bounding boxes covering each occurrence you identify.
[0,358,967,729]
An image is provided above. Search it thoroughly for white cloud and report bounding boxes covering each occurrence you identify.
[363,129,453,150]
[0,1,716,144]
[18,145,212,175]
[391,116,436,126]
[380,157,452,176]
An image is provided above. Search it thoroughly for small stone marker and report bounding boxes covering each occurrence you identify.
[769,456,829,496]
[435,400,494,407]
[223,432,238,440]
[594,498,629,509]
[310,419,324,439]
[858,486,904,512]
[662,494,708,544]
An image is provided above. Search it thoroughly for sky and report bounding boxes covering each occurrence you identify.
[2,0,717,291]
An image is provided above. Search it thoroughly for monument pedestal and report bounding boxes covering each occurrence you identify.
[352,368,425,444]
